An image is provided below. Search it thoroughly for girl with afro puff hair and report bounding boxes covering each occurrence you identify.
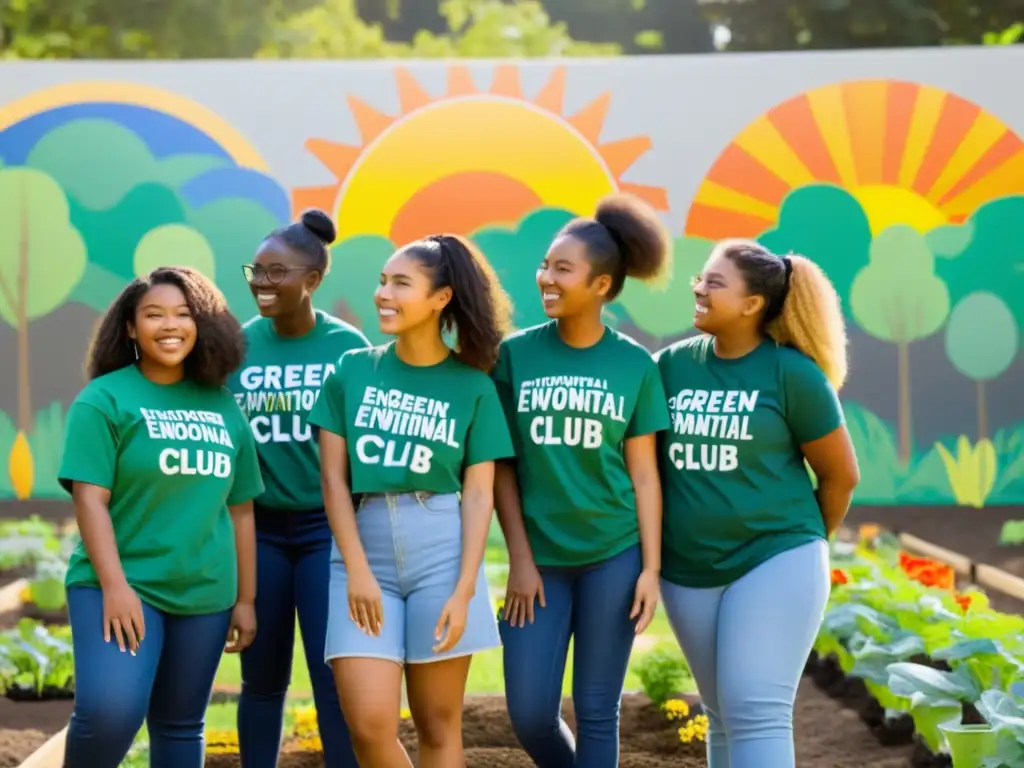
[492,193,672,767]
[656,240,860,767]
[58,267,265,768]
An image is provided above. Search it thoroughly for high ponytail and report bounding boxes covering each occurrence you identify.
[559,192,670,301]
[403,234,512,372]
[718,240,848,390]
[768,255,848,390]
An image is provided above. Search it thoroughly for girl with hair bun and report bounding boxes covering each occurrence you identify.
[309,234,515,765]
[228,209,368,767]
[492,193,672,766]
[655,239,860,767]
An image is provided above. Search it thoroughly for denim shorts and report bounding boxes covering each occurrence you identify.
[325,491,500,665]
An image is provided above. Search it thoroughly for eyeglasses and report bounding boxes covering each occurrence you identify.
[242,264,311,284]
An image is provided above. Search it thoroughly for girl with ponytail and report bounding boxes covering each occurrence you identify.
[656,239,860,767]
[309,234,514,766]
[492,193,672,766]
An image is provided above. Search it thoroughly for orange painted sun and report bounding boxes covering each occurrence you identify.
[685,80,1024,239]
[294,65,667,245]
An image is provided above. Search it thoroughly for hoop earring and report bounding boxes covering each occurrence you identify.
[133,342,139,361]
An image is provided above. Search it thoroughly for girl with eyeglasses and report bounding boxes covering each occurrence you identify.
[228,209,369,768]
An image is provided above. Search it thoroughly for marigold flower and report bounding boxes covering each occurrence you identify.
[661,698,691,720]
[831,569,849,586]
[954,593,972,613]
[859,524,880,540]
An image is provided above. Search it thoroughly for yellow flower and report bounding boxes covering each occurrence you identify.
[661,698,691,721]
[400,707,412,720]
[295,735,323,751]
[678,714,709,744]
[292,705,319,738]
[18,585,31,603]
[205,728,240,754]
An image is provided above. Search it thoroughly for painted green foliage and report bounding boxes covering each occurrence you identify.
[945,291,1019,440]
[22,117,285,316]
[0,167,87,433]
[758,184,873,312]
[850,225,951,464]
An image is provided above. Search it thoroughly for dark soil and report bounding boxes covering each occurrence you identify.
[206,682,914,768]
[0,698,72,767]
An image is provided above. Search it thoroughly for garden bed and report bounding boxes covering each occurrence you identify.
[201,684,911,768]
[847,505,1024,578]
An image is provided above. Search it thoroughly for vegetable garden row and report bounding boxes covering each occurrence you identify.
[2,517,1023,766]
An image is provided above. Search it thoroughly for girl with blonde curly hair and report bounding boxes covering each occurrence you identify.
[654,239,860,767]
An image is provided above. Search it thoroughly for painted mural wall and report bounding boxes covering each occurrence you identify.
[0,51,1021,508]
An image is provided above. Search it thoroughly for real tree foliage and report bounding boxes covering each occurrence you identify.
[1,0,1018,59]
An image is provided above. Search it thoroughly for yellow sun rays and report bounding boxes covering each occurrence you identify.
[293,65,667,244]
[685,80,1024,239]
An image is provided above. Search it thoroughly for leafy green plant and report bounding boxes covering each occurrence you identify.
[977,686,1024,767]
[0,515,61,570]
[634,646,692,707]
[0,618,74,697]
[28,555,67,612]
[887,662,979,754]
[999,521,1024,546]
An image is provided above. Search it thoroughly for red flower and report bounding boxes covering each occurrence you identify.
[954,594,972,613]
[831,569,850,586]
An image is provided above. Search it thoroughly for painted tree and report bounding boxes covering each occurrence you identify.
[617,236,714,347]
[0,168,87,436]
[134,224,217,280]
[849,225,950,464]
[944,291,1019,440]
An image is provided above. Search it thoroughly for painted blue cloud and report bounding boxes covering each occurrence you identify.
[179,167,291,224]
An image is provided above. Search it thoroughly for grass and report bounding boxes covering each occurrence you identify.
[214,520,686,696]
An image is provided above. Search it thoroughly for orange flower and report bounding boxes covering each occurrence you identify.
[954,593,972,613]
[911,564,956,591]
[859,524,881,540]
[831,569,849,586]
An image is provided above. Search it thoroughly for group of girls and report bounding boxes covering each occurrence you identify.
[56,191,859,768]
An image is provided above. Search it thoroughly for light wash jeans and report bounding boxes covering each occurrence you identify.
[660,539,829,768]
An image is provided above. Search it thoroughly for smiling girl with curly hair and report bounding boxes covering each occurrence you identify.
[59,266,264,768]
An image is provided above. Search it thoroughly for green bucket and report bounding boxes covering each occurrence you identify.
[939,722,998,768]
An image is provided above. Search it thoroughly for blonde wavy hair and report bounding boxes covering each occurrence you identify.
[716,239,848,390]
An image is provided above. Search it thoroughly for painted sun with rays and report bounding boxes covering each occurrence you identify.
[685,80,1024,240]
[294,64,667,245]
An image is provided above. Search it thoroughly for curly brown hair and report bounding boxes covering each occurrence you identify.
[558,192,671,301]
[86,267,245,386]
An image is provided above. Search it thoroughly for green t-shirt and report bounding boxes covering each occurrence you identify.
[656,335,844,588]
[492,322,671,567]
[58,366,265,615]
[308,344,514,494]
[228,311,370,510]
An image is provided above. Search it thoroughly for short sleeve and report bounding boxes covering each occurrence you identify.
[490,344,516,422]
[59,400,117,495]
[625,357,672,438]
[227,410,265,505]
[308,352,351,437]
[783,352,845,445]
[465,380,516,467]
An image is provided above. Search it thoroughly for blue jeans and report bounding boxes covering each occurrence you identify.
[500,544,641,768]
[64,586,231,768]
[238,506,356,768]
[661,539,830,768]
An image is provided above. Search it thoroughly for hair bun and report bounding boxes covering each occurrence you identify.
[300,209,336,244]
